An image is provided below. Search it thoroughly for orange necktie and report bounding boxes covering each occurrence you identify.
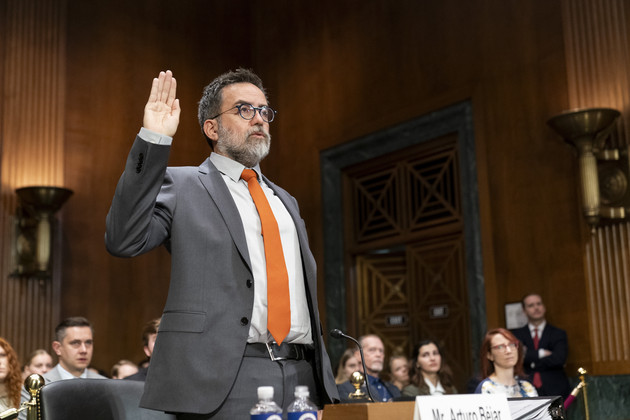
[533,327,543,388]
[241,169,291,344]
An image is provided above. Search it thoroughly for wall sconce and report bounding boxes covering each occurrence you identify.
[13,186,73,277]
[547,108,626,230]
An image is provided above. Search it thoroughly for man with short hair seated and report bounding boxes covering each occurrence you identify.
[19,317,105,419]
[337,334,401,403]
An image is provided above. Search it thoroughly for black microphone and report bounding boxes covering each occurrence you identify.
[330,329,376,402]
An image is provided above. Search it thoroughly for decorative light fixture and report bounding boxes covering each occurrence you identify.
[13,186,73,277]
[547,108,625,230]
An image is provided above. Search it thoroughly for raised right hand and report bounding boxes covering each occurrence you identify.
[143,70,181,137]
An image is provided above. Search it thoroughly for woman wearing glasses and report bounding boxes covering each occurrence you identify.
[475,328,538,397]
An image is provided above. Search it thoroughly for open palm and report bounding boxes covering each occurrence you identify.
[143,70,181,137]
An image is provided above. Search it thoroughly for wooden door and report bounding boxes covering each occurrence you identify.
[343,134,472,390]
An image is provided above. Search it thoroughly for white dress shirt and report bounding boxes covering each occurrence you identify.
[528,321,548,359]
[55,363,89,379]
[138,128,312,344]
[424,377,446,395]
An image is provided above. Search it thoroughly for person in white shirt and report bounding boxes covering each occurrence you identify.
[19,317,105,420]
[402,340,457,397]
[45,317,106,381]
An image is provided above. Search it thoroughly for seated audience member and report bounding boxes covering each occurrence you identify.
[335,348,360,385]
[22,349,53,379]
[403,340,457,397]
[19,317,106,419]
[124,317,160,382]
[111,359,139,379]
[337,334,401,402]
[0,337,22,413]
[46,317,107,381]
[19,316,107,420]
[388,354,410,391]
[30,317,105,383]
[475,328,538,397]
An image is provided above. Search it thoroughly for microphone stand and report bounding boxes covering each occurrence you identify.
[330,329,377,402]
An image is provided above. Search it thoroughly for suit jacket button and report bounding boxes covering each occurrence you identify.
[246,279,253,288]
[240,317,249,326]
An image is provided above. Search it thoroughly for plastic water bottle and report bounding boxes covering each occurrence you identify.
[250,386,283,420]
[287,385,318,420]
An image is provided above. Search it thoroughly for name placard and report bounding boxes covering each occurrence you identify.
[413,394,512,420]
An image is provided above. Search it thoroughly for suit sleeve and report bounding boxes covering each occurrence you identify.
[534,328,568,371]
[105,136,175,257]
[512,328,536,366]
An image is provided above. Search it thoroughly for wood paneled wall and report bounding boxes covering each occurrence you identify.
[561,0,630,374]
[0,0,66,362]
[61,0,254,369]
[0,0,626,378]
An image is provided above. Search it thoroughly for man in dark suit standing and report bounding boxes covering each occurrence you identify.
[106,69,338,419]
[511,294,571,398]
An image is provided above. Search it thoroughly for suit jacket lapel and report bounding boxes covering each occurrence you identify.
[538,324,549,348]
[198,159,252,272]
[520,326,535,348]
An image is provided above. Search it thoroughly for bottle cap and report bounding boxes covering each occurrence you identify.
[294,385,310,397]
[258,386,274,399]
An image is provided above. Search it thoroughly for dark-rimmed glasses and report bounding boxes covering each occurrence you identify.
[490,342,518,352]
[210,103,276,123]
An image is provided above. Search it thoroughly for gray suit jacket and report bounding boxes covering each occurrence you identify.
[105,137,339,414]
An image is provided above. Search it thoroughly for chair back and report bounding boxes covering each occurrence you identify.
[38,378,176,420]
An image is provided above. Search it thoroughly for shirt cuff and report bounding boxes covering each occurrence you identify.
[139,127,173,145]
[538,348,547,359]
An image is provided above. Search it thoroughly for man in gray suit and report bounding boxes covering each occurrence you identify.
[45,317,106,382]
[19,317,105,419]
[105,69,339,419]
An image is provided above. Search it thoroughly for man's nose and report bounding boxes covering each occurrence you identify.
[251,110,265,125]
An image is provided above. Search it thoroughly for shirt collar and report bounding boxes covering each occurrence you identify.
[209,152,262,183]
[56,363,88,379]
[528,320,546,333]
[424,377,446,394]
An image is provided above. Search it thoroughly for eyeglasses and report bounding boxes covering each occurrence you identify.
[490,342,518,352]
[210,103,276,123]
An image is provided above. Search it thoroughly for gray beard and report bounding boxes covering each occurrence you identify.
[216,122,271,168]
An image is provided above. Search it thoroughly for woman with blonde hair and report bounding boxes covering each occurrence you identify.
[0,337,22,412]
[388,354,410,391]
[335,348,360,385]
[22,348,53,379]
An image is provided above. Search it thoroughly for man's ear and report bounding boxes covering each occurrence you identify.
[203,119,218,141]
[143,345,151,358]
[52,341,62,356]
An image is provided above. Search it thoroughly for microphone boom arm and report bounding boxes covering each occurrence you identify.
[331,329,377,402]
